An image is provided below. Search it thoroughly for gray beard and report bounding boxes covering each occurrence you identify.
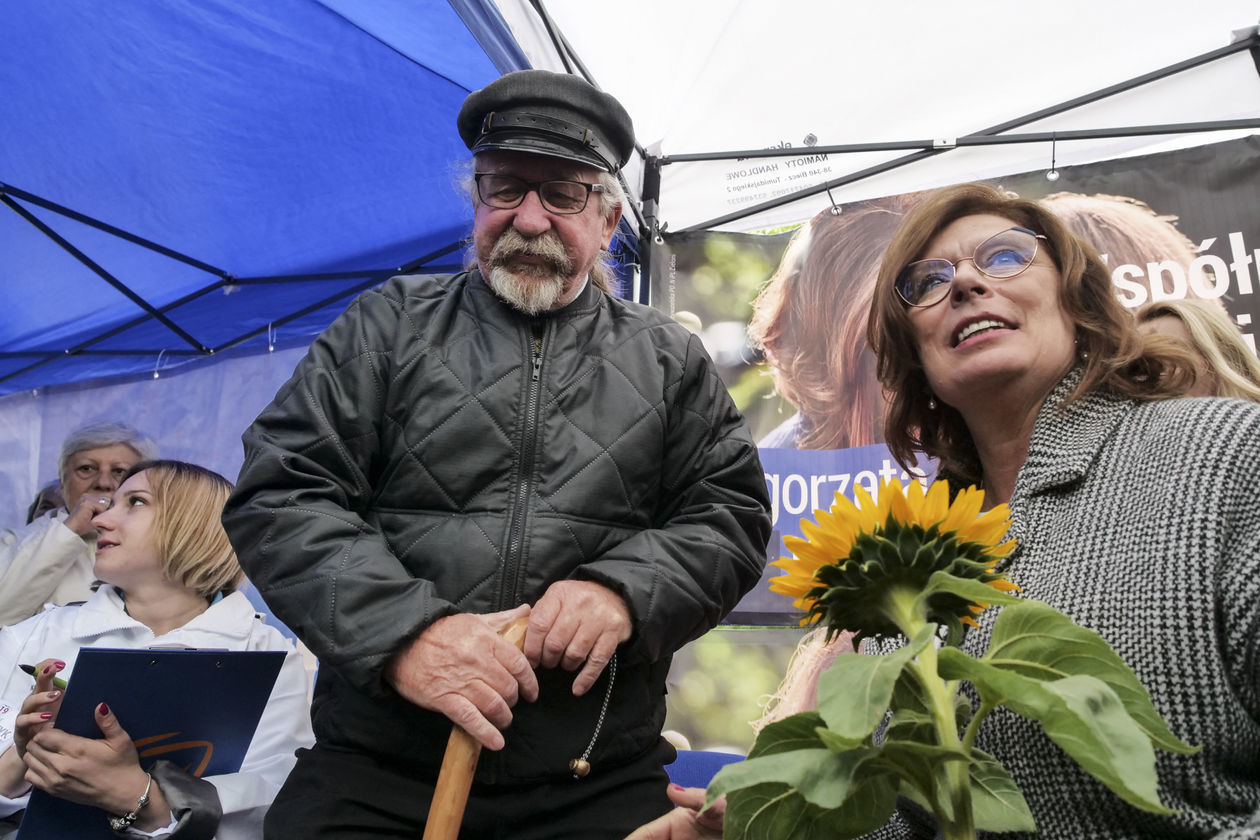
[484,229,574,316]
[487,264,568,315]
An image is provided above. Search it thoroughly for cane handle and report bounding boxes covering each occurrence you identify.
[421,616,529,840]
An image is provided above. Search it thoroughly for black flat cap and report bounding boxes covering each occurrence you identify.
[458,70,634,173]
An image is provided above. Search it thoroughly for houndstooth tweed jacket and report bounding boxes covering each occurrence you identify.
[879,375,1260,840]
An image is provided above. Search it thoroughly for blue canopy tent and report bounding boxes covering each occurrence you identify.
[1,0,532,395]
[0,0,656,529]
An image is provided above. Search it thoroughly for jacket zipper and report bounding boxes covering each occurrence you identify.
[500,324,546,609]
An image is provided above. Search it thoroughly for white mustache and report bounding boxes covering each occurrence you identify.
[489,229,572,274]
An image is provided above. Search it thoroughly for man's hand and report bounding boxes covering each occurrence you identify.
[524,580,631,696]
[384,604,537,751]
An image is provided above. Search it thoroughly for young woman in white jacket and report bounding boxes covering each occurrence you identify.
[0,460,313,839]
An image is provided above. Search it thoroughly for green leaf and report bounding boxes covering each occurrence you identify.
[709,748,871,810]
[968,748,1036,832]
[954,691,974,731]
[937,650,1175,814]
[895,777,937,821]
[984,600,1197,754]
[747,712,828,759]
[874,740,969,822]
[921,570,1024,609]
[890,666,931,715]
[815,727,865,753]
[885,670,936,745]
[816,624,935,742]
[876,739,969,767]
[885,707,935,744]
[723,775,899,840]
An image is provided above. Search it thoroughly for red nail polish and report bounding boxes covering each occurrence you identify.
[53,661,65,669]
[97,702,110,715]
[39,713,53,720]
[669,783,684,791]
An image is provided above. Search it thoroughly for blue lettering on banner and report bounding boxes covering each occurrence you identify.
[728,444,937,623]
[760,443,933,536]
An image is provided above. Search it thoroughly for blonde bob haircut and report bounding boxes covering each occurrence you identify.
[1136,298,1260,402]
[121,459,244,599]
[867,182,1195,485]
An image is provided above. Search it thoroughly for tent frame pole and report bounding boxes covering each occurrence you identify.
[661,28,1260,233]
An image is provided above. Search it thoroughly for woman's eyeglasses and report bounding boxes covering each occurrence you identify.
[895,226,1047,308]
[474,173,605,215]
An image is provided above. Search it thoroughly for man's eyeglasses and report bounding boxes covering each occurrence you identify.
[895,226,1048,308]
[474,173,605,215]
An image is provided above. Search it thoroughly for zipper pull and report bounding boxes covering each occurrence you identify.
[531,338,543,382]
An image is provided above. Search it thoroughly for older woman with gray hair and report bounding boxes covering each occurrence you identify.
[0,421,156,625]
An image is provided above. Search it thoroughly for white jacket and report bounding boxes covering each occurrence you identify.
[0,510,97,627]
[0,586,314,838]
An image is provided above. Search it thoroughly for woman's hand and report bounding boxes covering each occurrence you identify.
[14,658,65,759]
[624,785,725,840]
[21,702,170,829]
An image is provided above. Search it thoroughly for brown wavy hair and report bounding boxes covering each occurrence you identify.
[867,183,1195,484]
[748,195,920,449]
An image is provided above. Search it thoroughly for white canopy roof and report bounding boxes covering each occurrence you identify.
[497,0,1260,233]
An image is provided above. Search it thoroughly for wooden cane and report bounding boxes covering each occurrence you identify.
[421,616,529,840]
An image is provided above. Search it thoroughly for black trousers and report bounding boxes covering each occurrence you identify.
[263,739,674,840]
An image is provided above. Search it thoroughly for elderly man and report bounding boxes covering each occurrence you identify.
[0,420,156,626]
[222,70,771,839]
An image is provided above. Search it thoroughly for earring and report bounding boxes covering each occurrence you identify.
[1080,349,1090,361]
[928,395,938,410]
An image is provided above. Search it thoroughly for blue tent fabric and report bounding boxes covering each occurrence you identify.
[0,0,529,395]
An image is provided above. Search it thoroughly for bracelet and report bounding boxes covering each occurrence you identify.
[107,772,152,833]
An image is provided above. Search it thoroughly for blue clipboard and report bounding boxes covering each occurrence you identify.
[17,647,284,840]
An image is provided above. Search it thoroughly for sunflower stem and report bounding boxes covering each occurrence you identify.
[885,587,975,840]
[962,698,996,753]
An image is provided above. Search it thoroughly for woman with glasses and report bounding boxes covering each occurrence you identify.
[862,182,1260,838]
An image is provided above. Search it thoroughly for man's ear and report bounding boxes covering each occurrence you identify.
[601,201,623,248]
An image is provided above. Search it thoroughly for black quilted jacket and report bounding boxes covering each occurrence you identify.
[222,270,771,784]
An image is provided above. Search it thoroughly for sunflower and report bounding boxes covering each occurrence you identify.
[769,479,1017,642]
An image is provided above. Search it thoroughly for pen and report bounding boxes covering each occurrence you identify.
[18,663,68,691]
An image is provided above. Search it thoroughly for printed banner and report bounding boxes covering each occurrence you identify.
[652,136,1260,624]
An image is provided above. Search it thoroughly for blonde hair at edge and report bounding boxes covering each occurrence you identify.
[1136,298,1260,402]
[124,459,244,600]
